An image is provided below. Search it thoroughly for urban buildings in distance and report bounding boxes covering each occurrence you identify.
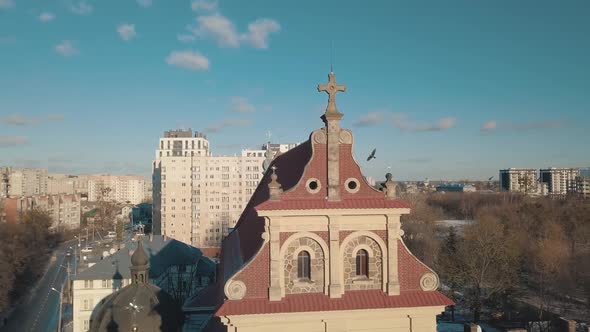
[2,193,81,230]
[500,167,589,197]
[1,167,150,203]
[152,128,297,249]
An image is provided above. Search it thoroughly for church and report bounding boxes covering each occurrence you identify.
[204,72,453,331]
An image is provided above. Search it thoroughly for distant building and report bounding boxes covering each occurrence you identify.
[499,168,537,193]
[0,167,47,197]
[87,175,147,204]
[540,167,580,196]
[436,183,476,193]
[152,128,297,249]
[2,194,81,230]
[72,235,215,332]
[572,176,590,198]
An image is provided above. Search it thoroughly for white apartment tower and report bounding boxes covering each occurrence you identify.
[540,167,580,196]
[0,167,48,197]
[87,175,147,204]
[152,129,294,248]
[499,168,538,193]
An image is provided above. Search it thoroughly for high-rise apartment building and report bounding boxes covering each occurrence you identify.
[0,167,48,197]
[2,194,81,229]
[87,175,147,204]
[152,129,295,248]
[499,168,538,193]
[540,167,580,196]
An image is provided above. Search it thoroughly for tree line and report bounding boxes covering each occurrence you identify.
[401,193,590,322]
[0,208,58,313]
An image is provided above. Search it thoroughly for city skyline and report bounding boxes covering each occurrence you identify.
[1,0,589,180]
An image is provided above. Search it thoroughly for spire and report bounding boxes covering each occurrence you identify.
[268,166,283,201]
[318,72,346,201]
[130,240,149,284]
[318,72,346,124]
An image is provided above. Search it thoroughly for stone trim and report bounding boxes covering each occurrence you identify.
[292,246,317,259]
[305,178,322,194]
[351,244,375,258]
[344,178,361,194]
[340,231,387,292]
[279,232,330,297]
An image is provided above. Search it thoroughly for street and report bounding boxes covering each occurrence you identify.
[1,242,74,332]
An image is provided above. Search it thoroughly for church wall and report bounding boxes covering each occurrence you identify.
[283,236,325,294]
[232,243,270,299]
[342,235,382,291]
[221,306,444,332]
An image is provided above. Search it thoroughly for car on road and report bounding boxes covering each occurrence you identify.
[80,246,93,253]
[66,251,72,257]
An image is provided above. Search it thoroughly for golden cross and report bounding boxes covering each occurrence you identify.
[317,72,346,113]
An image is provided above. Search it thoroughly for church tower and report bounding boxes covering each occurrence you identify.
[210,72,452,332]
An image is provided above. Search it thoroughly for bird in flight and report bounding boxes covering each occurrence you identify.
[367,148,376,161]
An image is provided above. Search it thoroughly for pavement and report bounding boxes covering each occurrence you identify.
[0,241,75,332]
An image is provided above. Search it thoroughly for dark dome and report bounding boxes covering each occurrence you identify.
[131,240,149,266]
[89,282,184,332]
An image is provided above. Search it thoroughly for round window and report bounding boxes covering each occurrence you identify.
[306,178,321,194]
[344,178,360,193]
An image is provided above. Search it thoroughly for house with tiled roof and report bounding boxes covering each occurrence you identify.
[204,72,452,331]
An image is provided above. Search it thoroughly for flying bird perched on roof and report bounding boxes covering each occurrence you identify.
[367,148,376,161]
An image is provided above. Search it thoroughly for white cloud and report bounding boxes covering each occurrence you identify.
[191,0,217,12]
[0,136,28,147]
[0,113,65,125]
[55,40,78,56]
[481,119,566,133]
[47,113,65,121]
[353,111,385,127]
[204,118,250,133]
[230,97,256,113]
[0,114,40,126]
[189,14,280,49]
[117,24,137,41]
[69,1,93,15]
[177,34,196,42]
[0,0,14,9]
[136,0,152,7]
[241,19,280,49]
[481,120,497,132]
[392,114,456,132]
[39,12,56,22]
[166,50,209,71]
[192,14,240,47]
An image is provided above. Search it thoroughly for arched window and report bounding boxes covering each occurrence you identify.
[356,249,369,277]
[297,251,311,280]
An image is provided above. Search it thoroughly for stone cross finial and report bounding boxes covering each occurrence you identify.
[383,173,397,199]
[268,166,283,200]
[318,72,346,119]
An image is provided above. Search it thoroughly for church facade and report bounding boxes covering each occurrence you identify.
[207,72,452,332]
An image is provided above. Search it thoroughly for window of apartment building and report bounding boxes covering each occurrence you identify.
[102,279,111,288]
[84,319,90,331]
[83,298,94,310]
[84,280,93,289]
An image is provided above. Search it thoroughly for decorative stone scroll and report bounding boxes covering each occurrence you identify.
[225,280,247,300]
[419,272,439,291]
[312,130,327,144]
[338,130,353,144]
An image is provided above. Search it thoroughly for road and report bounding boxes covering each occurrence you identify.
[1,242,75,332]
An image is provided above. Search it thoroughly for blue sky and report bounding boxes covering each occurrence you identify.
[0,0,589,180]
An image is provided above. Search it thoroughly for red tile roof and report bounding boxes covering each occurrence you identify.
[216,290,453,316]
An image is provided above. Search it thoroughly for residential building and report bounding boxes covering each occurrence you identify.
[2,193,81,229]
[71,235,215,332]
[540,167,580,196]
[197,72,452,331]
[572,176,590,198]
[87,175,147,204]
[47,173,76,195]
[152,129,296,249]
[0,167,48,197]
[499,168,538,193]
